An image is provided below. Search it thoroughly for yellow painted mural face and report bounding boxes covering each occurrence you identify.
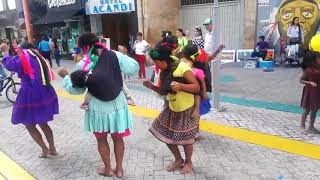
[277,0,320,46]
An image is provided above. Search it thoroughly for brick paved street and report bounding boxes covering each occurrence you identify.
[0,60,320,180]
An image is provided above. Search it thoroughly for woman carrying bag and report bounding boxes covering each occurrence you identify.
[287,17,304,58]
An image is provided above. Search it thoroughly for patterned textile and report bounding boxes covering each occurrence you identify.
[149,106,198,145]
[192,36,204,49]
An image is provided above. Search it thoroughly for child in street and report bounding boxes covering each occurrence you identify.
[181,44,211,119]
[300,50,320,134]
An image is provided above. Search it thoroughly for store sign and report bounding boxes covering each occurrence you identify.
[258,0,269,7]
[48,0,76,8]
[85,0,135,15]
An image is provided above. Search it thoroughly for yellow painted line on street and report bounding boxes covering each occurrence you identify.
[0,173,7,180]
[56,90,320,160]
[0,151,35,180]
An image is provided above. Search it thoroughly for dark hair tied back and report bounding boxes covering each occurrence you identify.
[77,33,100,49]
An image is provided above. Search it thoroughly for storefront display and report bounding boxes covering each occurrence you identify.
[31,0,88,56]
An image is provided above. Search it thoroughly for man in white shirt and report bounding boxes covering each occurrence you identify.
[204,18,215,55]
[203,18,224,93]
[134,32,149,79]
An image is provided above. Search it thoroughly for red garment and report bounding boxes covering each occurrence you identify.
[301,68,320,110]
[136,54,146,79]
[94,129,131,138]
[197,49,208,62]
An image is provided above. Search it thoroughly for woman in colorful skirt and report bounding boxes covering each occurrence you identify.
[0,42,59,158]
[143,43,200,174]
[58,33,139,178]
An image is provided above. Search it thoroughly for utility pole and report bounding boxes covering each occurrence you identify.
[21,0,33,43]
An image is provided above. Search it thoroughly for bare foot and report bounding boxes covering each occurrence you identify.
[307,127,320,134]
[181,162,193,174]
[49,148,58,156]
[97,167,114,177]
[166,159,184,172]
[39,149,49,158]
[127,99,136,106]
[114,168,124,178]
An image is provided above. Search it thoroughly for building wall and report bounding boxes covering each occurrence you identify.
[257,0,320,49]
[137,0,180,44]
[139,0,256,49]
[242,0,257,49]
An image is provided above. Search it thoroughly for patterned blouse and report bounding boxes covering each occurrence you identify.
[192,36,204,49]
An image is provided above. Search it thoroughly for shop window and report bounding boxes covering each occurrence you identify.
[181,0,237,6]
[218,0,237,3]
[181,0,214,6]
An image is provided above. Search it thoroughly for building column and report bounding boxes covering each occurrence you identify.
[90,15,103,34]
[137,0,180,44]
[242,0,257,49]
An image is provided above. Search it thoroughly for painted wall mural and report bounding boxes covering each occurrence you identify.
[257,0,320,51]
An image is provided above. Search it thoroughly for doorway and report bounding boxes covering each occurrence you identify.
[101,11,138,50]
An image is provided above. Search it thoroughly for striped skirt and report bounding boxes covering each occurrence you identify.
[149,106,198,145]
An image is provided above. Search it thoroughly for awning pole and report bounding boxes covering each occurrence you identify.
[22,0,33,43]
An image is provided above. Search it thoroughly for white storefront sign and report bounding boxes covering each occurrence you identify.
[48,0,76,8]
[85,0,135,15]
[258,0,269,7]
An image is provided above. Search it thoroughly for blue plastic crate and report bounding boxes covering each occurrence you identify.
[259,60,274,69]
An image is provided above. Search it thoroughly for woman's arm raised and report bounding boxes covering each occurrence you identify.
[114,51,139,76]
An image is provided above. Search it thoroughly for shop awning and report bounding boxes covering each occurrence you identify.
[32,9,84,27]
[0,10,18,27]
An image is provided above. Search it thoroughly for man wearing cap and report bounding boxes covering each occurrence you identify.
[203,18,224,93]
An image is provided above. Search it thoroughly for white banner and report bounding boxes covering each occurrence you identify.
[85,0,135,15]
[258,0,269,7]
[48,0,76,8]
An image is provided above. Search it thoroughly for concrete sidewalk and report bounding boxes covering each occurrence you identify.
[0,87,320,179]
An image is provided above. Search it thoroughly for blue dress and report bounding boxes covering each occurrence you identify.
[63,51,139,134]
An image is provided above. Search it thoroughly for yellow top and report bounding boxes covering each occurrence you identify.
[310,34,320,53]
[167,61,194,112]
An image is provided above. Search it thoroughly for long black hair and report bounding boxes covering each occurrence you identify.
[77,33,106,56]
[177,28,186,37]
[291,17,300,26]
[149,43,182,95]
[195,26,203,39]
[301,51,320,70]
[19,42,52,86]
[182,43,199,61]
[53,38,59,49]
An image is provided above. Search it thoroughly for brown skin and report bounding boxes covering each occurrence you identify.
[207,44,225,62]
[176,30,183,38]
[0,43,57,158]
[299,58,320,134]
[144,59,199,174]
[58,55,126,177]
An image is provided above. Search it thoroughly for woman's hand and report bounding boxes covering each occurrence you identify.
[170,81,182,93]
[143,80,154,89]
[309,82,317,87]
[58,67,69,78]
[0,43,9,54]
[202,92,209,100]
